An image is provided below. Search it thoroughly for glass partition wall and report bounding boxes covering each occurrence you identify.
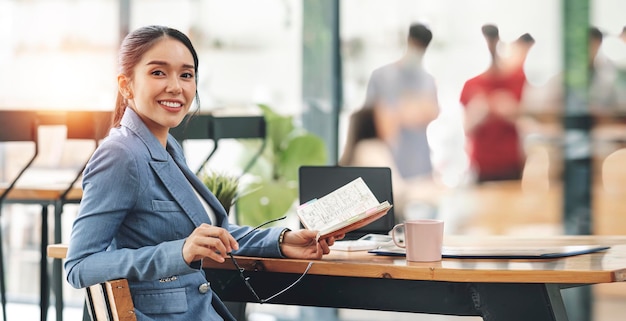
[340,0,626,236]
[1,0,625,320]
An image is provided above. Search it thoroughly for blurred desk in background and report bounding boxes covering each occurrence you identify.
[443,179,626,237]
[1,184,82,321]
[0,109,110,321]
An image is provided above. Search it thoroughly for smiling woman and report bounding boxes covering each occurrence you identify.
[116,38,197,145]
[63,25,341,321]
[114,28,200,146]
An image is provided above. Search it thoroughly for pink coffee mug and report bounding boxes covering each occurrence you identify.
[392,219,444,262]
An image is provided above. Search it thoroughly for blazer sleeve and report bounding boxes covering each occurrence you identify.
[64,140,197,289]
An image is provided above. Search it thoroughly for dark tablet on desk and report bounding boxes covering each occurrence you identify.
[369,245,611,259]
[298,166,396,240]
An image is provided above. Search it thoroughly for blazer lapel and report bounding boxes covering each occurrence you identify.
[150,160,213,227]
[121,108,227,227]
[166,136,229,227]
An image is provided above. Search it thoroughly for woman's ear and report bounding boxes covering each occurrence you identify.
[117,74,133,99]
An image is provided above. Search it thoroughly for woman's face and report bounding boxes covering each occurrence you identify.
[120,37,196,141]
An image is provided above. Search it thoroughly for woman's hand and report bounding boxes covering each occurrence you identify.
[182,224,239,264]
[280,230,345,259]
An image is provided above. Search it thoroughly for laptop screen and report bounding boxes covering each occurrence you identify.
[298,166,396,240]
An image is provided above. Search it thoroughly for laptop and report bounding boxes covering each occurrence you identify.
[369,244,611,259]
[298,166,396,240]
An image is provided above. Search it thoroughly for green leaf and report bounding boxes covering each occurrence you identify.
[200,171,239,213]
[211,104,327,226]
[259,104,294,155]
[236,139,275,180]
[278,134,328,181]
[235,179,298,227]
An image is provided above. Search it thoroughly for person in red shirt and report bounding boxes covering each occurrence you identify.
[460,24,535,182]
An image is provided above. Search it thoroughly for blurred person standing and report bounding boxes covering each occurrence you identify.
[339,107,445,219]
[352,22,442,221]
[616,26,626,111]
[363,22,440,181]
[587,26,622,114]
[459,24,535,183]
[541,27,625,114]
[586,26,626,164]
[612,27,626,114]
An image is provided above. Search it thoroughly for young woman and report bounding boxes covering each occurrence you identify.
[64,25,339,321]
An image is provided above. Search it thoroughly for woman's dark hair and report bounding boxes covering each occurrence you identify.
[338,107,378,166]
[112,25,200,128]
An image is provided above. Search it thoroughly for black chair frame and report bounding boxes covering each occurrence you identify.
[171,113,267,177]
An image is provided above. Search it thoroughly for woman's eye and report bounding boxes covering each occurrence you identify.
[151,70,165,76]
[181,72,194,79]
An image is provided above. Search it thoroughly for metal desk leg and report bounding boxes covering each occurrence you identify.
[471,283,569,321]
[82,302,90,321]
[0,207,7,321]
[223,302,246,321]
[562,286,592,321]
[52,200,64,321]
[41,205,49,321]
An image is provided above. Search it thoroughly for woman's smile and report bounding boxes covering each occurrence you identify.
[158,100,184,110]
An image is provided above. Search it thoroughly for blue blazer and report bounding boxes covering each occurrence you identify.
[65,108,284,320]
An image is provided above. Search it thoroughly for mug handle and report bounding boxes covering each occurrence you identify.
[391,223,405,248]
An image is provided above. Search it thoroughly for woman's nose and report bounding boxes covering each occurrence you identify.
[166,76,182,94]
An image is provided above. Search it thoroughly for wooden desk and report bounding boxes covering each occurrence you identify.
[204,235,626,321]
[1,185,83,201]
[47,235,626,321]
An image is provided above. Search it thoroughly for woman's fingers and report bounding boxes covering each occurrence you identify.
[183,224,239,264]
[318,238,331,254]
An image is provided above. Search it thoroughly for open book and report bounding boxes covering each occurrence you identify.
[297,177,392,240]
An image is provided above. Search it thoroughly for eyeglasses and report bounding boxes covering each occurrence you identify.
[227,215,314,304]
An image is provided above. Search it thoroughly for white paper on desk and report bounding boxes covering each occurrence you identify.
[331,240,380,251]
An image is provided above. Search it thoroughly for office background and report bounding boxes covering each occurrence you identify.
[1,0,625,320]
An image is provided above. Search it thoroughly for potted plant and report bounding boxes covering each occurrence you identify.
[200,170,240,214]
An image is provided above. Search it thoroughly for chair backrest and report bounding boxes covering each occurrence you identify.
[65,111,113,141]
[171,113,267,175]
[34,110,112,141]
[85,279,136,321]
[46,244,136,321]
[33,110,113,199]
[171,113,266,141]
[170,113,213,142]
[0,109,112,143]
[0,110,39,199]
[298,165,396,240]
[0,110,38,143]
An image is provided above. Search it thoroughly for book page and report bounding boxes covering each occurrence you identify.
[297,177,381,231]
